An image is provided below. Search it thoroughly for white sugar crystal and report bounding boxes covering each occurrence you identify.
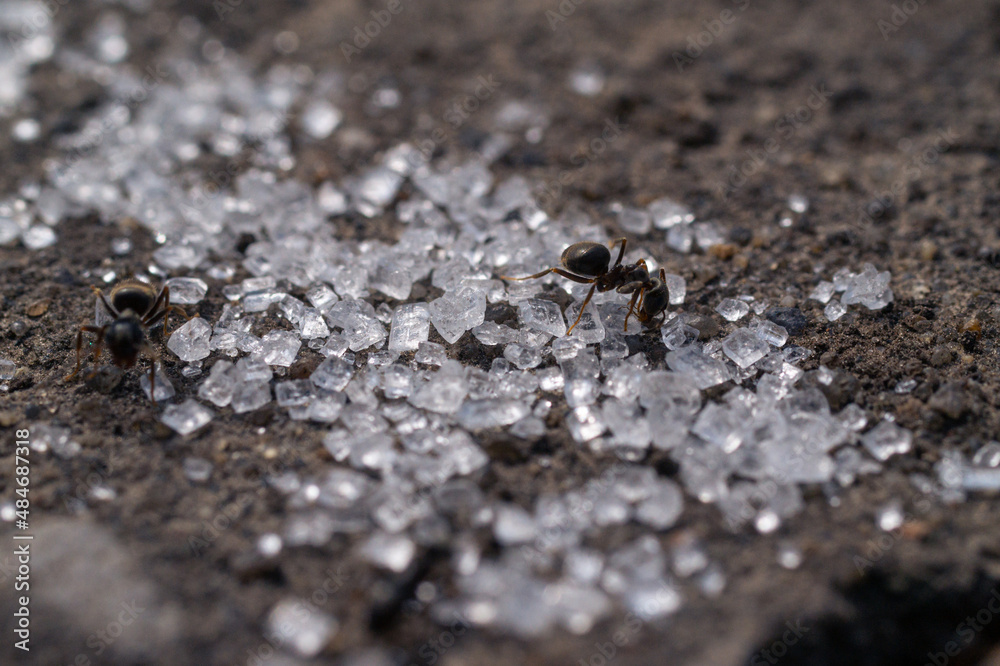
[693,222,726,250]
[692,403,744,452]
[749,318,788,347]
[972,442,1000,468]
[140,367,175,402]
[861,420,912,461]
[311,356,355,392]
[666,346,729,389]
[380,364,413,399]
[809,281,835,304]
[409,369,468,414]
[567,405,606,442]
[275,379,314,407]
[161,399,213,436]
[308,392,346,422]
[414,341,446,366]
[361,532,416,573]
[663,273,686,305]
[432,258,478,292]
[236,356,273,383]
[824,299,847,321]
[666,225,694,253]
[787,193,809,213]
[306,283,338,311]
[876,501,904,531]
[167,317,212,362]
[301,99,342,139]
[348,166,403,217]
[22,225,56,249]
[602,399,650,450]
[716,298,750,322]
[317,181,348,215]
[493,504,536,545]
[635,480,684,530]
[472,321,519,346]
[457,399,531,430]
[429,286,487,344]
[261,330,301,366]
[299,310,330,339]
[648,197,694,229]
[518,298,566,337]
[0,218,20,245]
[327,300,387,351]
[369,258,414,300]
[842,264,893,310]
[722,328,769,369]
[617,206,652,234]
[231,381,271,413]
[198,361,235,407]
[0,358,14,380]
[165,277,208,304]
[388,303,430,352]
[182,457,213,482]
[503,343,542,370]
[266,599,337,658]
[661,322,698,350]
[565,302,605,344]
[569,64,605,96]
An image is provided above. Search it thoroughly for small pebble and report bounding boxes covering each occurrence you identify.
[765,307,808,336]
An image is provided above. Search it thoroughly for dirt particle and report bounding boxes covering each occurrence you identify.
[765,307,808,336]
[929,346,953,367]
[26,298,51,317]
[928,383,969,420]
[707,244,738,260]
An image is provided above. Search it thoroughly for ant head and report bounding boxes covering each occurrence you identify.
[105,314,145,367]
[639,279,669,320]
[561,241,611,278]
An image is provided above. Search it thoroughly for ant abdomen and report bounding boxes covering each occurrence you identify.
[561,241,611,279]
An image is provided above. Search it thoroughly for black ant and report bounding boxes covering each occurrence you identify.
[502,238,668,334]
[64,279,192,404]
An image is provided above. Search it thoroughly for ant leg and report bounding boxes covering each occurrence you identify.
[143,343,161,406]
[608,238,628,269]
[501,266,556,281]
[64,325,105,381]
[162,306,192,336]
[91,287,119,319]
[500,267,595,285]
[567,283,598,335]
[623,288,644,333]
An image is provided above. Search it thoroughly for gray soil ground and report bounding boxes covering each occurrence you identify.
[2,0,1000,665]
